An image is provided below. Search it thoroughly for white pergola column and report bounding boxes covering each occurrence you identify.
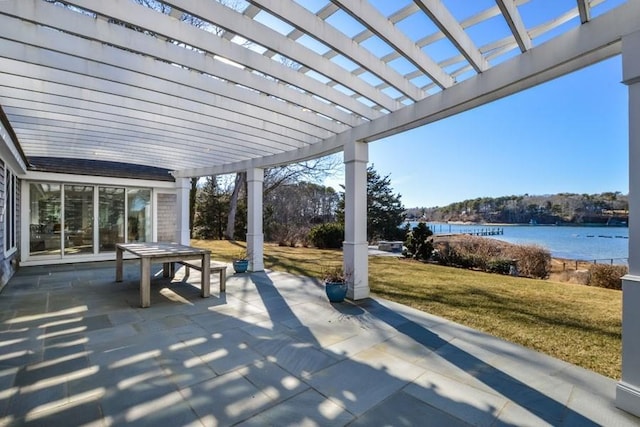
[343,140,369,300]
[246,167,264,272]
[617,30,640,418]
[176,177,191,245]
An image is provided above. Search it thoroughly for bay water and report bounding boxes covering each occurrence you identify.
[409,222,629,263]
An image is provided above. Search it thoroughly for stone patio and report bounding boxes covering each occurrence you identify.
[0,261,638,426]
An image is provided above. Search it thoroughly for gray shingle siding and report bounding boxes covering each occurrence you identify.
[157,193,177,242]
[0,160,19,291]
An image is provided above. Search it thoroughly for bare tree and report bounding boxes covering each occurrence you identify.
[224,155,341,240]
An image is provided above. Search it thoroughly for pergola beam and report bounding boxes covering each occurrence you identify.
[0,0,631,177]
[0,59,316,147]
[247,0,425,101]
[330,0,454,89]
[1,96,280,157]
[577,0,591,24]
[0,25,339,139]
[175,0,639,177]
[164,0,401,111]
[495,0,532,52]
[1,0,377,123]
[413,0,489,73]
[4,107,277,160]
[61,0,398,114]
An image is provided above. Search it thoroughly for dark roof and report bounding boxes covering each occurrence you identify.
[27,157,175,182]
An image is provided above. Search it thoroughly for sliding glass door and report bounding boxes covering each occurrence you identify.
[127,188,151,243]
[64,185,94,255]
[99,187,125,252]
[29,183,61,256]
[28,183,153,258]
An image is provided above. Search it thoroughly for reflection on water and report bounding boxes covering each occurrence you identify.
[413,222,629,263]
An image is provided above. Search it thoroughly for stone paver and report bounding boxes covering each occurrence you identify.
[0,261,638,426]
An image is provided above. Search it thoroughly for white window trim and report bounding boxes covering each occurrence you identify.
[4,166,17,257]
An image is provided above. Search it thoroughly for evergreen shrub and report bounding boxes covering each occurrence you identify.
[308,222,344,249]
[403,223,434,261]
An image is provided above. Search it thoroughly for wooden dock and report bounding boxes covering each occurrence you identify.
[435,228,503,237]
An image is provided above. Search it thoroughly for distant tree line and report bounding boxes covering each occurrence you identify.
[191,162,406,246]
[406,192,628,225]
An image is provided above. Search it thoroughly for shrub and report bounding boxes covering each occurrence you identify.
[308,222,344,249]
[506,244,551,279]
[588,264,628,290]
[404,222,434,261]
[432,235,550,279]
[270,224,310,247]
[487,259,513,275]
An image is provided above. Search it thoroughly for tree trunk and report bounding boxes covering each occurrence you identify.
[225,172,245,240]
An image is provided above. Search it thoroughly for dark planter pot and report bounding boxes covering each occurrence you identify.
[233,259,249,273]
[325,281,348,303]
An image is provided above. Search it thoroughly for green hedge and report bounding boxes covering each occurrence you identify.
[308,222,344,249]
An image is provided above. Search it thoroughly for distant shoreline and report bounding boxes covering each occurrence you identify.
[406,220,628,228]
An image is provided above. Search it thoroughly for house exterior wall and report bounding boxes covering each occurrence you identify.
[157,193,177,242]
[20,171,177,267]
[0,160,19,291]
[0,161,4,256]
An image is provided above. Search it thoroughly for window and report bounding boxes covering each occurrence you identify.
[5,168,16,255]
[127,188,151,243]
[29,183,61,256]
[64,185,94,255]
[27,182,153,258]
[99,187,125,252]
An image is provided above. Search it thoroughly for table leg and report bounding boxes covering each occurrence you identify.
[116,246,123,282]
[140,257,151,308]
[163,262,170,278]
[202,253,211,298]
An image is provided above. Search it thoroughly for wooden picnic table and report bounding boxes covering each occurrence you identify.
[115,242,211,308]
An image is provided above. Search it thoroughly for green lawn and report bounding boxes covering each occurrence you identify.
[192,239,622,379]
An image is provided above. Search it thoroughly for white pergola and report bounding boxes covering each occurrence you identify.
[2,0,640,417]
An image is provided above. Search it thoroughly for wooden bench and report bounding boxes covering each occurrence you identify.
[175,260,227,293]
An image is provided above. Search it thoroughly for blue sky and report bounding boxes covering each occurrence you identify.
[326,55,628,208]
[251,1,630,208]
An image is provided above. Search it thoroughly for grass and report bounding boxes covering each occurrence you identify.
[191,239,622,379]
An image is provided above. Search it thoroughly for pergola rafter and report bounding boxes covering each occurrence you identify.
[578,0,592,23]
[413,0,489,73]
[246,0,425,102]
[0,0,632,175]
[329,0,454,90]
[160,0,401,112]
[495,0,532,53]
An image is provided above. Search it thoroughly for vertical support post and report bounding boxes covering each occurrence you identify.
[343,140,369,300]
[176,177,191,245]
[140,257,151,308]
[201,252,211,297]
[115,245,123,282]
[246,168,264,272]
[617,30,640,418]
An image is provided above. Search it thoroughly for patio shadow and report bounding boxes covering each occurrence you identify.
[0,265,635,426]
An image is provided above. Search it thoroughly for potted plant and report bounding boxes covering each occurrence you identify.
[322,265,349,303]
[232,250,249,273]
